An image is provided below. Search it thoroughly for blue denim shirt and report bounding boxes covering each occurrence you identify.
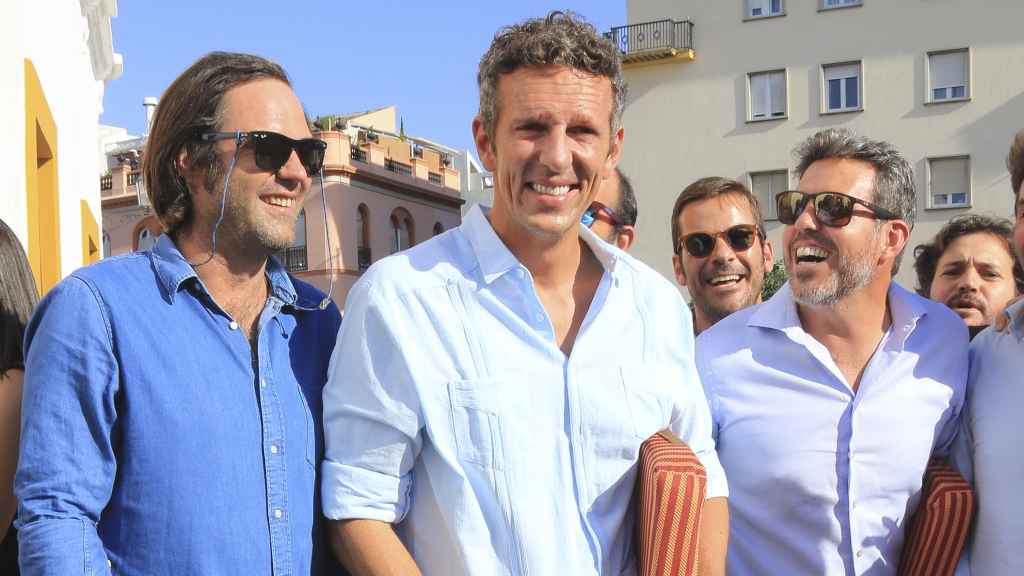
[15,235,341,576]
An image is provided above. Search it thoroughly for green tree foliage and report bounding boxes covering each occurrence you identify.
[761,260,788,301]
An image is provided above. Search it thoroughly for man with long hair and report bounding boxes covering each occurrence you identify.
[15,53,341,574]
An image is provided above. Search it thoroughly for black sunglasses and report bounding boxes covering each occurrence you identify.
[775,190,899,227]
[680,224,760,258]
[199,131,327,176]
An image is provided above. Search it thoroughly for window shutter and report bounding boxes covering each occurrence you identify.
[930,157,969,203]
[930,51,967,89]
[750,73,769,118]
[769,72,786,116]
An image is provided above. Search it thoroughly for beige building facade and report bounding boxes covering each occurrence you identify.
[616,0,1024,291]
[100,106,466,309]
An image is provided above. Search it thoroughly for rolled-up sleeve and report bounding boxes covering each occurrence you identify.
[15,276,118,575]
[321,281,422,523]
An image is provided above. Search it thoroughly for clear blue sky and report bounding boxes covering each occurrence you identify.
[101,1,626,160]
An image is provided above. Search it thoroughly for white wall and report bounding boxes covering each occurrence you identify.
[0,0,118,276]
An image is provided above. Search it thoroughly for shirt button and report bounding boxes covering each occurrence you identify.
[260,379,267,388]
[534,312,545,323]
[274,509,283,519]
[856,549,864,558]
[228,320,239,331]
[270,444,279,454]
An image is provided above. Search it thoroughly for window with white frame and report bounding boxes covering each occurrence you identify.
[822,0,861,9]
[823,62,862,113]
[746,0,783,19]
[750,170,788,220]
[748,70,787,120]
[928,156,970,208]
[928,49,969,102]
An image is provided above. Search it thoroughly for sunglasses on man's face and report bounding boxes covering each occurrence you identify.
[200,131,327,177]
[775,190,899,228]
[680,224,760,258]
[581,201,623,228]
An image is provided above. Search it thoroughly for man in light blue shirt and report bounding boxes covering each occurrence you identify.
[951,130,1024,574]
[697,129,967,575]
[322,11,728,575]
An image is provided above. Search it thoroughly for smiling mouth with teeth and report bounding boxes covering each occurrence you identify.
[264,196,295,208]
[795,246,830,263]
[708,274,743,286]
[529,182,575,197]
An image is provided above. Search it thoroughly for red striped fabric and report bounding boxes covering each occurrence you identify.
[898,458,974,576]
[636,429,707,576]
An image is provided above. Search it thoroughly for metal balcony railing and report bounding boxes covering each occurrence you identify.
[386,158,413,177]
[275,245,308,272]
[100,174,112,191]
[127,171,141,186]
[351,145,367,163]
[428,172,442,185]
[605,19,695,65]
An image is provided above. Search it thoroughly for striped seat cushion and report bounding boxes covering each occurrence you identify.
[635,429,707,576]
[898,458,974,576]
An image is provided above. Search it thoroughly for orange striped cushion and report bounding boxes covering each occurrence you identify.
[636,429,707,576]
[898,458,974,576]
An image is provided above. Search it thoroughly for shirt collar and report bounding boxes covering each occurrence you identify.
[149,233,299,306]
[462,204,621,284]
[1003,298,1024,340]
[749,281,927,349]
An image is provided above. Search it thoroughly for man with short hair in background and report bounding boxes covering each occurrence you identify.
[16,52,341,575]
[583,167,638,250]
[953,129,1024,575]
[670,177,774,334]
[913,214,1022,336]
[321,12,728,576]
[698,129,967,574]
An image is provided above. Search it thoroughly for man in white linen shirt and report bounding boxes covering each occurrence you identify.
[952,129,1024,575]
[697,128,968,575]
[321,11,729,576]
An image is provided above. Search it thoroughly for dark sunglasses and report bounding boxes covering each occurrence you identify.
[199,131,327,176]
[581,201,623,228]
[775,190,899,227]
[680,224,760,258]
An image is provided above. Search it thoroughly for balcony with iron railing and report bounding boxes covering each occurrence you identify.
[274,245,308,272]
[605,19,695,68]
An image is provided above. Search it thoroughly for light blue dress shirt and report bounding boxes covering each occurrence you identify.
[952,299,1024,575]
[697,282,967,575]
[322,205,726,575]
[16,235,342,575]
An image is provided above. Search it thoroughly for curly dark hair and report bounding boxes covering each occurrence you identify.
[912,214,1024,298]
[1007,128,1024,200]
[476,10,626,140]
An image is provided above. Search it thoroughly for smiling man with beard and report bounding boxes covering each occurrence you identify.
[670,177,774,334]
[15,53,342,575]
[321,11,728,576]
[695,129,967,575]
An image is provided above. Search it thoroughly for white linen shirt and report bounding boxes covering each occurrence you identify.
[952,299,1024,575]
[697,282,967,576]
[321,205,726,576]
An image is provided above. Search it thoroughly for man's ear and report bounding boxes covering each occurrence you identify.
[615,225,636,252]
[761,238,775,272]
[472,117,496,172]
[673,253,689,287]
[885,219,911,261]
[604,124,624,178]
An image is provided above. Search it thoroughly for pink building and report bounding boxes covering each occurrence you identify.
[100,106,470,310]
